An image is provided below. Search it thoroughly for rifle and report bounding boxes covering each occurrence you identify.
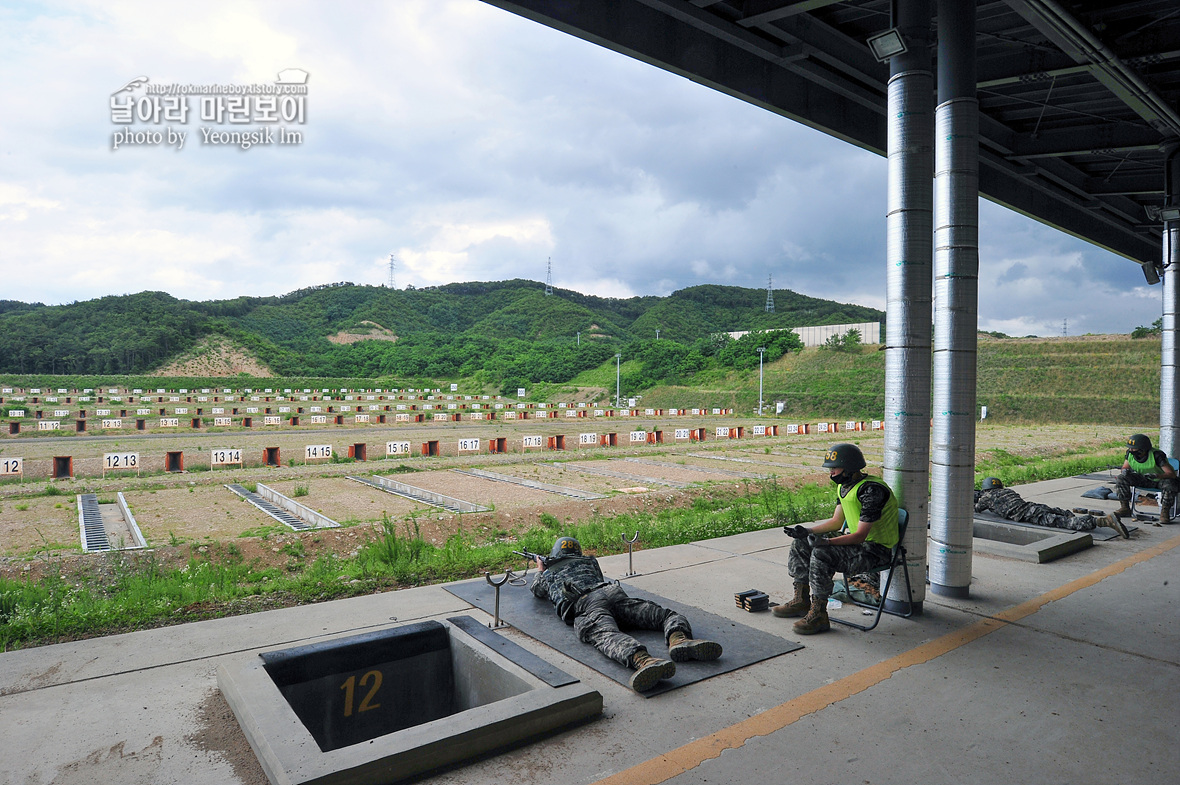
[513,549,551,568]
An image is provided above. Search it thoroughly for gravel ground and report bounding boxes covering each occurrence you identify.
[472,463,624,495]
[123,485,275,546]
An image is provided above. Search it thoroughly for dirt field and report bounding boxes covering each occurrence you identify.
[0,421,1132,582]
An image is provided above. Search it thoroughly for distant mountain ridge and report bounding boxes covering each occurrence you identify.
[0,280,883,377]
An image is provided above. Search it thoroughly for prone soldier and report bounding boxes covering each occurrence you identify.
[529,536,722,692]
[974,477,1128,538]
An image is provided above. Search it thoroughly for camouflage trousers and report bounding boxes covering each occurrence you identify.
[572,584,691,667]
[1017,504,1101,531]
[1115,470,1178,512]
[788,538,893,598]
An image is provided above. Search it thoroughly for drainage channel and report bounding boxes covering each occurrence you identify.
[226,484,315,531]
[347,475,492,513]
[625,456,766,477]
[78,493,110,552]
[77,493,149,552]
[552,463,693,488]
[452,468,607,500]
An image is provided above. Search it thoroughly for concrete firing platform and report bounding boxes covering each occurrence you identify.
[1,477,1178,785]
[972,518,1094,562]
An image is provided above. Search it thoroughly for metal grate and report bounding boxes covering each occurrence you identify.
[78,493,110,552]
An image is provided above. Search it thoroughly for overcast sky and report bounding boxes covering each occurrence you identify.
[0,0,1164,336]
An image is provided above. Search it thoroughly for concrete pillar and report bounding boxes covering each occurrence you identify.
[1161,144,1180,457]
[929,0,978,598]
[882,0,933,612]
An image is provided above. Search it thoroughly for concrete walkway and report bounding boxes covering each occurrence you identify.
[2,476,1177,785]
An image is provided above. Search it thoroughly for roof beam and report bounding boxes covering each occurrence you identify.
[1005,126,1164,159]
[481,0,888,153]
[1003,0,1180,137]
[478,0,1162,264]
[738,1,847,27]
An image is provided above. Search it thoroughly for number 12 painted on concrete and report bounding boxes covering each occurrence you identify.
[339,670,382,717]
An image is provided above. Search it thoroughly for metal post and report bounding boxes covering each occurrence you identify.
[615,354,622,409]
[757,347,766,416]
[484,571,511,628]
[1161,144,1180,457]
[882,0,933,613]
[621,531,639,577]
[929,0,978,598]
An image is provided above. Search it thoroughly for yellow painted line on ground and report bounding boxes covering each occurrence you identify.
[596,532,1180,785]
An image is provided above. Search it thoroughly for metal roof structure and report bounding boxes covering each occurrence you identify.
[482,0,1180,271]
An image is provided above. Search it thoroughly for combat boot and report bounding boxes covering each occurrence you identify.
[629,648,676,692]
[1160,496,1174,525]
[1098,513,1130,539]
[668,630,723,662]
[772,583,811,618]
[792,595,830,635]
[1113,501,1132,518]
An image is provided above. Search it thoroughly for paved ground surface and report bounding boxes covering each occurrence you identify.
[1,474,1176,785]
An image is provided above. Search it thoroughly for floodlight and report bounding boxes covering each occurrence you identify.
[867,28,907,62]
[1142,261,1161,285]
[1145,204,1180,222]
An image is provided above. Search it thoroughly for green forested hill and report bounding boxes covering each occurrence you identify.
[0,281,880,380]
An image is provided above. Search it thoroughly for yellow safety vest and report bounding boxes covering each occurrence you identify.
[838,476,899,549]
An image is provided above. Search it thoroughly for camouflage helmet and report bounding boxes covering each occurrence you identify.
[982,477,1004,490]
[821,443,866,473]
[1127,434,1152,456]
[550,536,582,560]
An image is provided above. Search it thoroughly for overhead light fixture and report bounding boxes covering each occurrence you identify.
[1145,204,1180,222]
[867,28,907,62]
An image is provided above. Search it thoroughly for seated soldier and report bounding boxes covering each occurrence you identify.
[530,536,722,692]
[773,443,898,635]
[1113,434,1178,524]
[975,477,1128,538]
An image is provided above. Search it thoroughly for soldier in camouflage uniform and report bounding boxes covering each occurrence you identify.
[974,477,1128,537]
[773,443,899,635]
[530,536,722,692]
[1112,434,1178,524]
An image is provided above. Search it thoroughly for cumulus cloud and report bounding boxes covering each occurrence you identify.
[0,0,1157,334]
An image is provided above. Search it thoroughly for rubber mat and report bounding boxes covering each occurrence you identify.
[445,578,802,697]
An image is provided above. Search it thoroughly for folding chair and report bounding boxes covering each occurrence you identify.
[1130,458,1179,522]
[831,508,914,632]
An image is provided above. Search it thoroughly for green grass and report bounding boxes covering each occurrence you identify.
[974,443,1123,487]
[569,359,641,395]
[641,336,1161,424]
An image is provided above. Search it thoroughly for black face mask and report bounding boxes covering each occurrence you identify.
[1131,450,1147,461]
[830,472,843,484]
